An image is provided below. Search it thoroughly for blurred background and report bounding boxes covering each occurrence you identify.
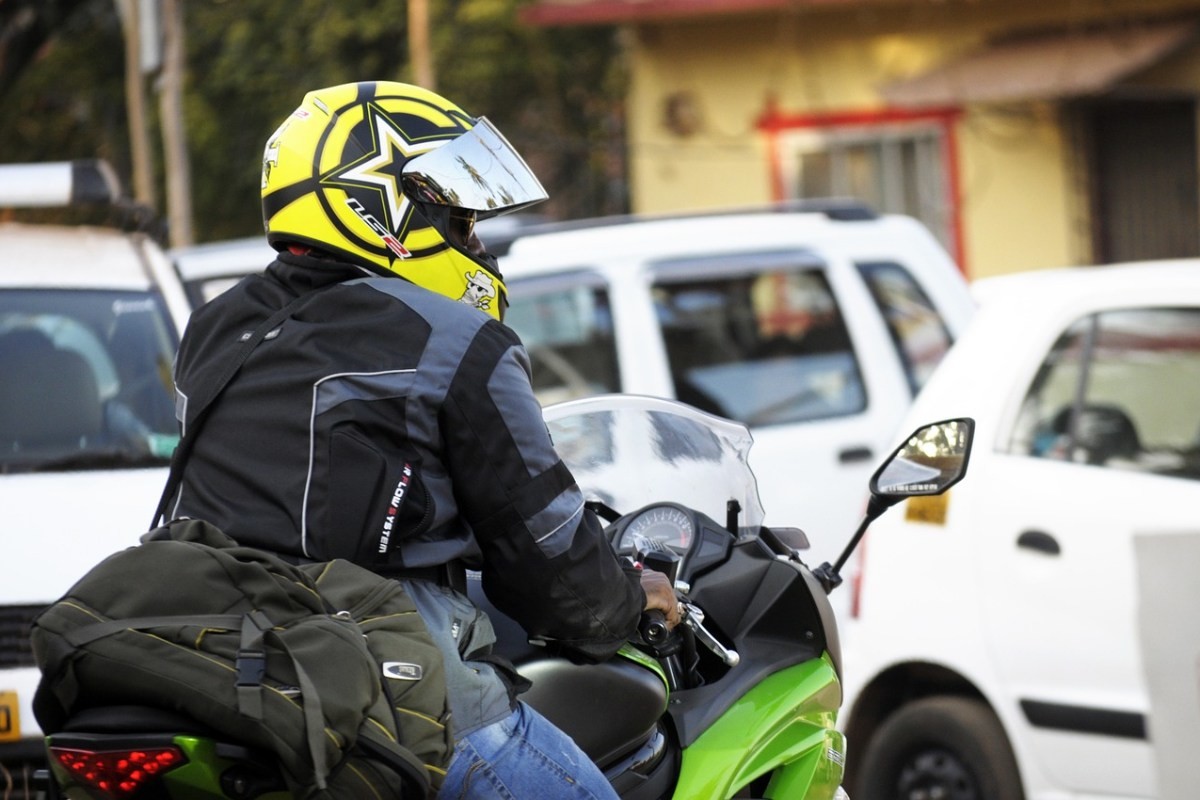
[0,0,633,239]
[7,0,1200,280]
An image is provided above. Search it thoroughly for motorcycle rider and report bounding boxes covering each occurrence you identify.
[164,81,680,798]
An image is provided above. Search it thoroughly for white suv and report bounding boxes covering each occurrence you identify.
[171,203,976,571]
[841,261,1200,799]
[0,161,191,789]
[497,204,976,568]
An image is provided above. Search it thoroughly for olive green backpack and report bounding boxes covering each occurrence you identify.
[30,518,452,798]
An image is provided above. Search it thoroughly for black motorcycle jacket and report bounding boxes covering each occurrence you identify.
[168,252,644,663]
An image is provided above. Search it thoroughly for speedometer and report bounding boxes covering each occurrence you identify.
[619,505,695,552]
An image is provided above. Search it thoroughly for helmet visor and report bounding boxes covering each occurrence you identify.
[402,118,548,219]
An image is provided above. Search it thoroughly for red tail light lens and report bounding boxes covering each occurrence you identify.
[50,745,187,797]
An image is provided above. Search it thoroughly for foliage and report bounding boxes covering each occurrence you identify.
[0,2,126,177]
[0,0,628,241]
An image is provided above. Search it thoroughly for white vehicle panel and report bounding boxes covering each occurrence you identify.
[503,210,972,572]
[2,469,164,603]
[1,163,191,760]
[845,260,1200,799]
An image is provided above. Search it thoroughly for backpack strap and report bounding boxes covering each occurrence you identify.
[259,615,335,789]
[234,610,273,721]
[151,288,330,529]
[63,614,246,647]
[64,612,270,723]
[356,722,434,797]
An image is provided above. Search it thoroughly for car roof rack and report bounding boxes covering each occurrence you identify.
[0,160,122,208]
[487,198,877,256]
[0,159,164,238]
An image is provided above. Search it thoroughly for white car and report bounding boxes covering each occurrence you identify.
[169,215,546,307]
[0,162,191,781]
[170,235,276,307]
[498,205,975,569]
[841,261,1200,799]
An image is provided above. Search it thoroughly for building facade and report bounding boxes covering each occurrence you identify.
[522,0,1200,278]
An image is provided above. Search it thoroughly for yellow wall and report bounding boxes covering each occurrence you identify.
[957,105,1079,278]
[626,21,780,212]
[618,0,1200,278]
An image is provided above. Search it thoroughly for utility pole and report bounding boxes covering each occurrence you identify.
[117,0,155,207]
[408,0,436,90]
[158,0,194,247]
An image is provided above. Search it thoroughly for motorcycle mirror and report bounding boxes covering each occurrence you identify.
[868,417,975,509]
[813,417,975,595]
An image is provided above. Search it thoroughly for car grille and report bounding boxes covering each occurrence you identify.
[0,605,45,668]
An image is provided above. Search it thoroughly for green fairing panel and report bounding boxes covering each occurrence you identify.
[672,654,845,799]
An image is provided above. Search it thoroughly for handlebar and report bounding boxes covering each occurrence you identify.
[638,609,671,645]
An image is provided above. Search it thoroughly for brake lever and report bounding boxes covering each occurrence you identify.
[682,602,740,667]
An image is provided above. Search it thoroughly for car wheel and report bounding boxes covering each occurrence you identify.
[855,696,1023,800]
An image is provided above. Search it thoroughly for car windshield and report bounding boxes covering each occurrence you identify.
[0,289,180,473]
[543,394,766,535]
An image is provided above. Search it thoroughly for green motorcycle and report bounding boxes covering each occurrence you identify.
[474,395,975,799]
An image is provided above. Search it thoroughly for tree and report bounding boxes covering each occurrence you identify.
[0,0,92,97]
[0,0,629,241]
[0,1,128,182]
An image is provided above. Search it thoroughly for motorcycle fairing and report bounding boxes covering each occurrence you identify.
[668,536,838,747]
[672,654,844,798]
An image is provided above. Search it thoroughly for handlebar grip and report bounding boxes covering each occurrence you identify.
[639,609,670,645]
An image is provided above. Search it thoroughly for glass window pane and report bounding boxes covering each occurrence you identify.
[0,289,179,471]
[652,267,864,426]
[1010,316,1094,461]
[1082,309,1200,479]
[1010,308,1200,481]
[505,283,620,405]
[858,261,954,394]
[788,125,950,254]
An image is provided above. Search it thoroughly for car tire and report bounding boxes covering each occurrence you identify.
[855,696,1024,800]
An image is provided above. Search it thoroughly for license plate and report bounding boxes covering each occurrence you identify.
[0,691,19,742]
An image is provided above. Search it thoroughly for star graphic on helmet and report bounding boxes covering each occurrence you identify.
[326,108,449,237]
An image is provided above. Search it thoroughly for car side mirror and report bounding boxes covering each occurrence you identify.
[869,417,976,508]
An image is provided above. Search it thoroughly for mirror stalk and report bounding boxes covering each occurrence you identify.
[814,493,891,595]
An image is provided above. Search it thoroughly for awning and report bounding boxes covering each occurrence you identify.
[881,21,1199,107]
[521,0,894,28]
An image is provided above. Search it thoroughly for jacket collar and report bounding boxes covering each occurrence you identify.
[266,251,392,294]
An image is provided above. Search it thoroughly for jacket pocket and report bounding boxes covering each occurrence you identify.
[321,428,436,564]
[320,429,389,561]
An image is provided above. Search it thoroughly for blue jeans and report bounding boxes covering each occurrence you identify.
[439,702,619,799]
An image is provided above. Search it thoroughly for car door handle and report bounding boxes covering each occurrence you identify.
[1017,529,1061,556]
[838,446,874,464]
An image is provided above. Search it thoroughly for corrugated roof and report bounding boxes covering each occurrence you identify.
[881,21,1199,106]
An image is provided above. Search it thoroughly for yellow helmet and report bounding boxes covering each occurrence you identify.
[261,81,548,320]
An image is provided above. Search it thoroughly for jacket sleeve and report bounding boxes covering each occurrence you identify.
[441,321,644,662]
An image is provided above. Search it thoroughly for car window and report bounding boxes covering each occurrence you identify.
[858,261,953,395]
[0,289,180,473]
[505,274,620,406]
[651,265,865,426]
[1010,307,1200,480]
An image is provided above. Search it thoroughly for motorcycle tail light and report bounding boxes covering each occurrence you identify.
[50,745,186,797]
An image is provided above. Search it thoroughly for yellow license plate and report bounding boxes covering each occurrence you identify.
[0,691,19,742]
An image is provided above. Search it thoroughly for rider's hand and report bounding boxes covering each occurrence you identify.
[639,568,683,630]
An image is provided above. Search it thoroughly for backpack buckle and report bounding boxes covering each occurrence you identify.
[236,649,266,686]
